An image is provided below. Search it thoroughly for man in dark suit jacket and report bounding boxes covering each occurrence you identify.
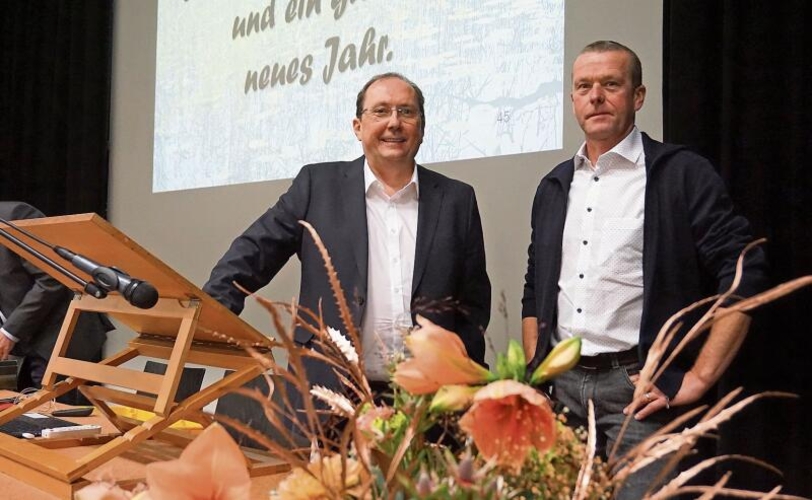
[204,73,490,392]
[0,201,112,403]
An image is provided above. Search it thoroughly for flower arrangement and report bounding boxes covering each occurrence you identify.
[76,229,811,500]
[267,315,611,500]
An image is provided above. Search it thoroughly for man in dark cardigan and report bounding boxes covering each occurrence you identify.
[522,41,768,498]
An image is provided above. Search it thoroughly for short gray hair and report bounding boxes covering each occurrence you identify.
[579,40,643,88]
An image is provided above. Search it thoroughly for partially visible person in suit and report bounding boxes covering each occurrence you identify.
[204,72,491,396]
[0,201,113,404]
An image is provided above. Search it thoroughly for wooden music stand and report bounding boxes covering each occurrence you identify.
[0,214,288,498]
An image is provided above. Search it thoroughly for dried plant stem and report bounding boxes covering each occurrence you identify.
[669,486,803,500]
[614,240,810,467]
[299,222,363,355]
[637,389,747,492]
[650,454,783,499]
[298,220,375,400]
[613,391,796,495]
[695,471,732,500]
[572,399,598,500]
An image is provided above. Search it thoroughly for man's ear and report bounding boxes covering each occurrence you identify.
[634,84,647,112]
[352,117,362,140]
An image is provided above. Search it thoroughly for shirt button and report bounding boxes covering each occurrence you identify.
[576,308,583,313]
[579,274,584,279]
[587,207,592,212]
[582,240,588,245]
[593,176,599,182]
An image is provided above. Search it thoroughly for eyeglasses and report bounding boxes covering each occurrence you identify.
[362,105,420,122]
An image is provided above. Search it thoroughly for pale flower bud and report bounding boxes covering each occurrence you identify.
[529,337,581,385]
[429,385,479,413]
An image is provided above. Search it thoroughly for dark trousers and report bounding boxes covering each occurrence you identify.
[16,353,48,392]
[17,352,96,406]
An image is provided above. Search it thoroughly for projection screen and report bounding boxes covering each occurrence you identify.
[153,0,565,192]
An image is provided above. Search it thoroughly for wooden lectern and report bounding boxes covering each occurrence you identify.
[0,214,288,498]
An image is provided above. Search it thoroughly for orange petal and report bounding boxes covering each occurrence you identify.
[459,380,556,472]
[145,423,251,500]
[393,317,491,394]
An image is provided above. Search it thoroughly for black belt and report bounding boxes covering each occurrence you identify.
[577,348,639,370]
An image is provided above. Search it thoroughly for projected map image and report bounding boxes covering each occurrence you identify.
[153,0,564,192]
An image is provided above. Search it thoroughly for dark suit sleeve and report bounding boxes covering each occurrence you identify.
[203,166,313,314]
[457,188,490,363]
[4,262,72,344]
[1,203,72,344]
[685,158,768,298]
[521,185,542,319]
[655,157,768,398]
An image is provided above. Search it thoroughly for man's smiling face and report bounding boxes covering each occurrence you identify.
[353,77,423,170]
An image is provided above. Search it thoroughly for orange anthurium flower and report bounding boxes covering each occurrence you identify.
[144,423,251,500]
[458,380,556,472]
[392,316,492,395]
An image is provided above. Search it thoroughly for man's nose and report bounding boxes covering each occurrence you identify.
[589,84,605,104]
[386,110,403,127]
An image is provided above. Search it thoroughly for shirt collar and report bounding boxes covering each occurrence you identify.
[364,160,420,199]
[574,126,643,170]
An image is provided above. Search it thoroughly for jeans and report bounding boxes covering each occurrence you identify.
[553,362,677,499]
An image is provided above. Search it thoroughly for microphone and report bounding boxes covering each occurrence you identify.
[0,216,159,309]
[0,221,108,300]
[54,247,159,309]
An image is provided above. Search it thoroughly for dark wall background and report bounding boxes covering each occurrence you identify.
[664,0,811,495]
[0,0,112,217]
[0,0,809,495]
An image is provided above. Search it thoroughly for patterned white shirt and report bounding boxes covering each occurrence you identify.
[360,162,419,381]
[556,127,646,356]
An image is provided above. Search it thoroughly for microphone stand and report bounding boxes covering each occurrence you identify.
[0,218,107,299]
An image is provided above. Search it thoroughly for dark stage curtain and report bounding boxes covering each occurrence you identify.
[664,0,811,496]
[0,1,113,218]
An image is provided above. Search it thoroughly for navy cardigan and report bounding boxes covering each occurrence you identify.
[522,133,768,398]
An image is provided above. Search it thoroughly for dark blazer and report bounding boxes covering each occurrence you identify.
[521,133,768,398]
[0,201,110,362]
[204,157,491,366]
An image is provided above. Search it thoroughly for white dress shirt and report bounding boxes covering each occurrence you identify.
[0,309,18,342]
[360,162,419,381]
[556,127,647,356]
